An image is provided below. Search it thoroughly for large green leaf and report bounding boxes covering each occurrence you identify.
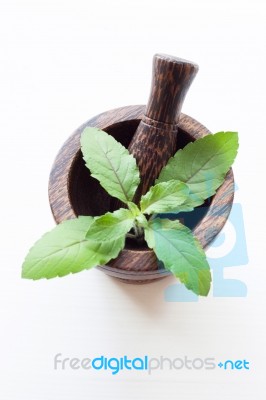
[22,217,125,280]
[157,132,238,211]
[144,218,211,296]
[81,127,140,203]
[140,180,189,215]
[86,208,135,241]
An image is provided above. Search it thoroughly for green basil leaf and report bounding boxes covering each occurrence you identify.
[144,218,211,296]
[157,132,239,210]
[81,127,140,203]
[22,217,125,280]
[140,180,189,215]
[86,208,135,241]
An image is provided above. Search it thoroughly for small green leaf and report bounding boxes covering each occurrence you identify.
[127,201,141,217]
[144,218,211,296]
[81,127,140,203]
[86,208,135,241]
[157,132,239,210]
[22,217,125,280]
[140,180,189,215]
[135,213,148,227]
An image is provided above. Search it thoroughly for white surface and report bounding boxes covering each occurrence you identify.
[0,0,265,399]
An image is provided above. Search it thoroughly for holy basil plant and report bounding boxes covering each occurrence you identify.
[22,128,238,296]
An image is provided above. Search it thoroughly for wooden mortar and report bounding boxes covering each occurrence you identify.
[49,55,234,284]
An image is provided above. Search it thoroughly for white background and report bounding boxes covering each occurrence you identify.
[0,0,265,399]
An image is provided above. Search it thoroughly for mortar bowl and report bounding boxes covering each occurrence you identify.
[48,105,234,284]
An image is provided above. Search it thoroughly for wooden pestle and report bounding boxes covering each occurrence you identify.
[113,54,199,208]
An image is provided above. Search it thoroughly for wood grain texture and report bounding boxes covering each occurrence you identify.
[49,105,234,284]
[145,54,199,124]
[127,54,198,203]
[127,118,178,204]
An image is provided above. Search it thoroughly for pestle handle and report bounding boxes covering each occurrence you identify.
[128,54,199,203]
[145,54,199,124]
